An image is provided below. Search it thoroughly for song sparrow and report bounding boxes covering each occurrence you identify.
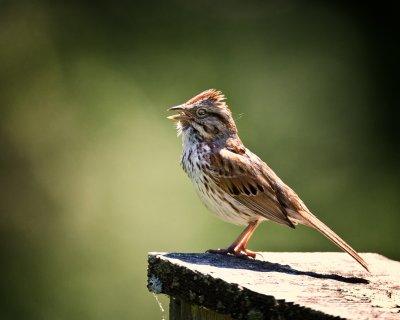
[167,89,369,271]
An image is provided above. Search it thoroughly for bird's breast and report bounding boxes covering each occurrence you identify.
[181,141,209,180]
[180,141,257,226]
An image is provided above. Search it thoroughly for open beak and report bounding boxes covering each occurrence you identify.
[167,104,187,121]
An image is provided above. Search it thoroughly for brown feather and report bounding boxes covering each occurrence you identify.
[305,212,369,271]
[206,148,295,228]
[186,89,225,105]
[264,166,369,271]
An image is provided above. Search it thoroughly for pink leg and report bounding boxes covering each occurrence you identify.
[207,220,260,258]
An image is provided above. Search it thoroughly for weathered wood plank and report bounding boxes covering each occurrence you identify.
[170,296,232,320]
[147,252,400,319]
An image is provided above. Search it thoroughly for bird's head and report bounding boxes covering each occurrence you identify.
[167,89,237,140]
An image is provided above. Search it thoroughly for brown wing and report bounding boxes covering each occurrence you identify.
[260,157,370,271]
[205,147,295,228]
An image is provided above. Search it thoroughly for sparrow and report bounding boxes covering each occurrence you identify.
[168,89,368,271]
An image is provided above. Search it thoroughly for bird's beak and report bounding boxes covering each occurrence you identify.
[167,104,188,121]
[168,105,185,111]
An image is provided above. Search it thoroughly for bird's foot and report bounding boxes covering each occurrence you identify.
[206,247,257,259]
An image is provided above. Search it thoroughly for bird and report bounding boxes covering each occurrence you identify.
[167,89,369,271]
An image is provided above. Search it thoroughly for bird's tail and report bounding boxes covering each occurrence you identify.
[299,211,369,272]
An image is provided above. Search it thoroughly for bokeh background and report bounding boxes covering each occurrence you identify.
[1,1,398,319]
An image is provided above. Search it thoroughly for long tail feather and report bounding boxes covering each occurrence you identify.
[299,211,369,271]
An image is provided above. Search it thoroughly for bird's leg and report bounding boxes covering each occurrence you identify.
[207,220,260,258]
[234,221,260,257]
[229,220,260,258]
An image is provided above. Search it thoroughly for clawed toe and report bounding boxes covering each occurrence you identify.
[206,247,257,259]
[242,249,256,258]
[206,248,230,255]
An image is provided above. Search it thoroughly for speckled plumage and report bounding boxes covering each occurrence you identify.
[180,126,258,226]
[168,89,369,271]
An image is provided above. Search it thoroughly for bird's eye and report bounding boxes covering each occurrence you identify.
[196,108,207,117]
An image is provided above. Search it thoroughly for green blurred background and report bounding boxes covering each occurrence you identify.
[0,1,398,319]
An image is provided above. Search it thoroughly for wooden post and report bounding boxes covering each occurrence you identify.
[147,252,400,319]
